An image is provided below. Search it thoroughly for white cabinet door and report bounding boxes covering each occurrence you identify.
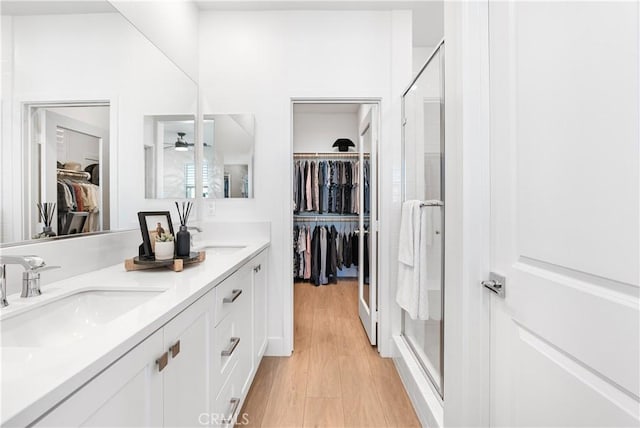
[163,292,214,428]
[252,250,268,366]
[488,2,639,426]
[35,330,163,427]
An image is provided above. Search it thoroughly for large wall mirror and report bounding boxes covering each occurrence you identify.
[0,1,198,245]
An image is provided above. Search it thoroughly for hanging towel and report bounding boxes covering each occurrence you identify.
[396,200,430,320]
[398,200,421,266]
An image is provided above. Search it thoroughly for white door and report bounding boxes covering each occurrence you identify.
[488,2,639,426]
[358,105,378,345]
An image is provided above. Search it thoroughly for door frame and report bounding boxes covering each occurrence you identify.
[441,1,492,427]
[288,97,382,355]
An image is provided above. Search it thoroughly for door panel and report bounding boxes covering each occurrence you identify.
[358,105,378,345]
[489,1,639,426]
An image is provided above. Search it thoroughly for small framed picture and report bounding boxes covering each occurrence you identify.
[138,211,174,259]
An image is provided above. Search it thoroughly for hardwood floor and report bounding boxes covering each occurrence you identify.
[239,280,420,428]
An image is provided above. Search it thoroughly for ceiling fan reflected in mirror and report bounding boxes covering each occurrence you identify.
[165,132,210,151]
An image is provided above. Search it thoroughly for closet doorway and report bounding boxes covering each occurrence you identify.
[291,100,379,347]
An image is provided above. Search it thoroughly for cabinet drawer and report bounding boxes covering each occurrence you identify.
[213,309,241,382]
[214,267,251,326]
[213,364,244,428]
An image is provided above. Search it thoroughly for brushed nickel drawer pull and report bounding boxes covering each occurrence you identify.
[170,340,181,358]
[223,289,242,303]
[221,337,240,357]
[156,352,169,372]
[222,397,241,424]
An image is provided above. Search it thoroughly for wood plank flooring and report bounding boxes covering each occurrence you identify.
[239,280,420,428]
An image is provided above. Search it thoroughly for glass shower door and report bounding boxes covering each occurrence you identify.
[401,42,445,396]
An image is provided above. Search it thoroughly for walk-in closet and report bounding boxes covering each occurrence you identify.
[292,101,378,345]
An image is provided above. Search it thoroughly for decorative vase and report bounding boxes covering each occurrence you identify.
[176,225,191,257]
[155,241,175,260]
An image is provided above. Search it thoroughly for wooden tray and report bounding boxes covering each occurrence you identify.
[124,251,206,272]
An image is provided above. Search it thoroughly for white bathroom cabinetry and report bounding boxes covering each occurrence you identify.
[32,249,269,427]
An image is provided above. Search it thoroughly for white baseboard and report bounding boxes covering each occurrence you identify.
[393,335,443,428]
[265,336,290,357]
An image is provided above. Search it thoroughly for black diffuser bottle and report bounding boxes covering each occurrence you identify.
[175,201,193,257]
[176,225,190,257]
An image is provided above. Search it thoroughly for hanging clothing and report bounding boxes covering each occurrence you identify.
[292,158,368,215]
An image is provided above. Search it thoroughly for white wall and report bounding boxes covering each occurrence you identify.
[2,12,197,242]
[293,112,359,152]
[199,10,412,356]
[109,0,199,83]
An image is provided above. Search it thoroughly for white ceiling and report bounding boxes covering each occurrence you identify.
[195,0,444,47]
[1,1,116,16]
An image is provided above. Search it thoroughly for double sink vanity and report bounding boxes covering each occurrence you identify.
[0,240,270,427]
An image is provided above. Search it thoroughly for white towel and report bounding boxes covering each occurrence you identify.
[398,200,420,266]
[396,200,430,320]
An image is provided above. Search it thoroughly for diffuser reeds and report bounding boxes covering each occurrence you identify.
[175,201,193,227]
[37,202,56,228]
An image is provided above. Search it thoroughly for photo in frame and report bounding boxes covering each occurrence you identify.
[137,211,174,259]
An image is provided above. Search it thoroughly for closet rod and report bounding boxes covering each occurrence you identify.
[294,216,365,222]
[293,152,370,158]
[57,169,90,180]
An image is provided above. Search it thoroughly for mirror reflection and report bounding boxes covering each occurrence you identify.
[143,116,196,199]
[0,1,198,244]
[203,114,255,198]
[29,103,110,238]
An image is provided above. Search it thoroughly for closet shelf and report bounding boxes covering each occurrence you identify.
[294,152,370,158]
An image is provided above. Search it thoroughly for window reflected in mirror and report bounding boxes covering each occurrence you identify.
[203,114,254,199]
[143,115,196,199]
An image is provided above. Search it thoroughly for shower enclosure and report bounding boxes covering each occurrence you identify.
[401,41,445,396]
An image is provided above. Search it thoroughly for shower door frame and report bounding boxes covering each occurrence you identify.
[400,39,446,397]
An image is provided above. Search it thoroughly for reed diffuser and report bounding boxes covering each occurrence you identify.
[175,201,193,257]
[37,202,57,237]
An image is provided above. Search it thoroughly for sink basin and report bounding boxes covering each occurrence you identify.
[202,246,246,256]
[1,290,163,348]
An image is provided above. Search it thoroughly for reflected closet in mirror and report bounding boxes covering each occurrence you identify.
[26,102,110,239]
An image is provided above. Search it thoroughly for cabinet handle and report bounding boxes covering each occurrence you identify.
[170,340,181,358]
[221,337,240,357]
[156,352,169,372]
[253,264,261,273]
[222,397,241,424]
[223,289,242,303]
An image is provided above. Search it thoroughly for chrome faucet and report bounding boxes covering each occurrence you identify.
[0,255,60,306]
[187,226,202,248]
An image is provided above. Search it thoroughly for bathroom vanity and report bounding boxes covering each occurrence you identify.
[0,240,269,427]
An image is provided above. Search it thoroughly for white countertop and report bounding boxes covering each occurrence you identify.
[0,239,270,427]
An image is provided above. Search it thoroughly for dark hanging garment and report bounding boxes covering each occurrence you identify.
[352,232,359,266]
[364,230,370,284]
[310,226,322,285]
[344,232,352,268]
[327,226,338,283]
[293,225,300,279]
[344,162,352,214]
